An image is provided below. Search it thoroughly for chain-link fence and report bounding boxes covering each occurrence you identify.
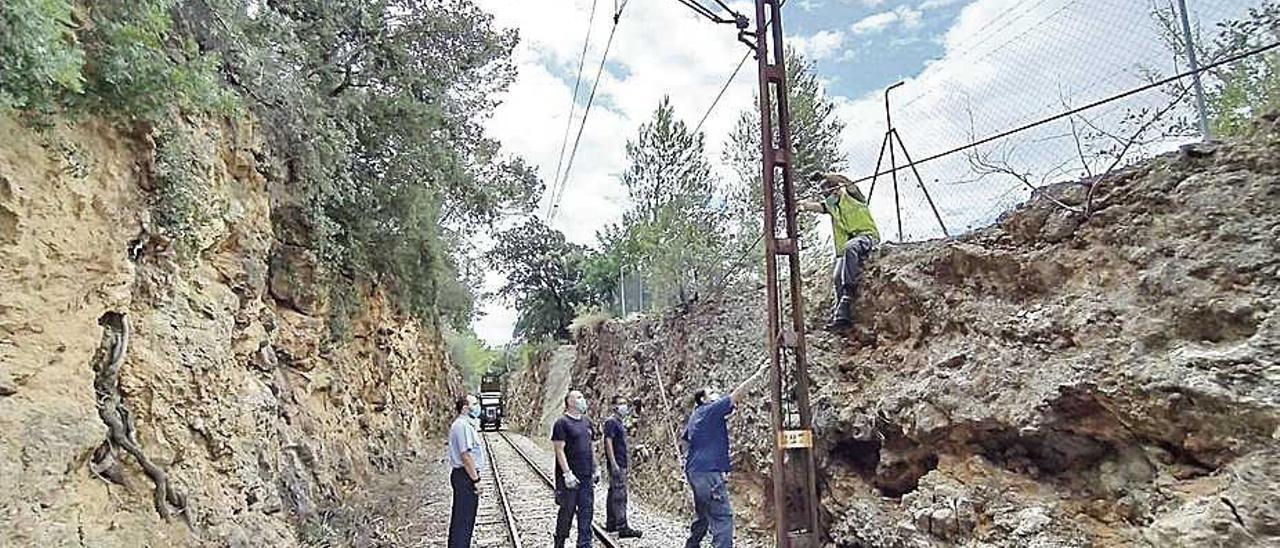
[840,0,1278,242]
[615,267,654,316]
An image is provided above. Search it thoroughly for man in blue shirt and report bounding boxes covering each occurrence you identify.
[681,362,770,548]
[447,394,484,548]
[603,395,642,538]
[552,390,600,548]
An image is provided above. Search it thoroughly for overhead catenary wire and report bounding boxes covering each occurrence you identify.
[690,0,788,136]
[548,0,631,222]
[546,0,601,219]
[672,0,736,24]
[693,51,750,135]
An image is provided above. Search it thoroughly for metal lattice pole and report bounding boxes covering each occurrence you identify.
[749,0,820,545]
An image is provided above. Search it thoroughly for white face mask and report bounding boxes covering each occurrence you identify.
[574,397,588,414]
[616,404,630,417]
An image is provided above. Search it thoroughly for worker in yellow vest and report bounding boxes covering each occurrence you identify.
[799,172,880,330]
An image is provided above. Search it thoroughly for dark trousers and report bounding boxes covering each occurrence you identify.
[605,466,629,529]
[555,484,594,548]
[685,471,733,548]
[832,235,875,320]
[448,467,479,548]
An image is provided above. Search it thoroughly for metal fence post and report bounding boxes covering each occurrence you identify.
[619,266,626,316]
[1176,0,1212,140]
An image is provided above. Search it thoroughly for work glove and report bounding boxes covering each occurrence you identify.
[564,470,580,489]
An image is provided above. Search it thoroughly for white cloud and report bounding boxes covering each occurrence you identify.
[791,29,847,61]
[850,6,924,34]
[850,11,898,33]
[919,0,966,10]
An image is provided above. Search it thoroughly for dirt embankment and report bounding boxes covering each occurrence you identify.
[0,116,460,547]
[508,119,1280,547]
[504,345,578,440]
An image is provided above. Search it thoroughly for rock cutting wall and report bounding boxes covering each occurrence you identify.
[0,116,460,547]
[511,120,1280,547]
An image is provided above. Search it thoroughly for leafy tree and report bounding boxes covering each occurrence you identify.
[490,218,592,341]
[602,97,732,306]
[722,49,847,276]
[0,0,84,113]
[725,49,846,207]
[1152,1,1280,136]
[445,328,497,390]
[186,0,541,329]
[0,0,235,119]
[1203,3,1280,135]
[578,247,624,314]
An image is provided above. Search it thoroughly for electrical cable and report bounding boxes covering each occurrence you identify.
[546,0,601,219]
[548,0,631,221]
[690,0,789,136]
[673,0,732,24]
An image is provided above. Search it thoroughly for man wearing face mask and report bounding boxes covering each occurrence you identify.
[603,395,642,538]
[447,394,484,548]
[799,171,880,330]
[680,361,770,548]
[552,389,600,548]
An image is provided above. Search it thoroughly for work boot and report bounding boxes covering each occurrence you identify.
[554,537,567,548]
[619,527,643,538]
[826,296,853,330]
[604,523,617,533]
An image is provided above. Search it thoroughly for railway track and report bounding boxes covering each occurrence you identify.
[479,431,622,548]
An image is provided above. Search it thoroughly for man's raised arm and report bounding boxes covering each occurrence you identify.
[730,360,771,405]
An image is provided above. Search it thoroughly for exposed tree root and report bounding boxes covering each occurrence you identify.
[90,312,191,524]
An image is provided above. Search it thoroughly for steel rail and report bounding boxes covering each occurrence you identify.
[482,433,524,548]
[495,431,622,548]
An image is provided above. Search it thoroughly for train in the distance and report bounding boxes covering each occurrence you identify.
[478,373,503,431]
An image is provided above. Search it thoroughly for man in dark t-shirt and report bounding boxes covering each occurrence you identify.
[552,389,598,548]
[603,395,642,538]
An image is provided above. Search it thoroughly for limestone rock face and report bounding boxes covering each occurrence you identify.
[0,116,460,547]
[508,127,1280,546]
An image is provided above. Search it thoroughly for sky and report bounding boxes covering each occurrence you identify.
[469,0,1260,345]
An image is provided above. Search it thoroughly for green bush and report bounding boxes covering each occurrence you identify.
[0,0,236,120]
[79,1,237,120]
[0,0,85,113]
[151,121,225,258]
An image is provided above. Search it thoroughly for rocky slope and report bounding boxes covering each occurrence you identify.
[0,116,461,547]
[504,345,578,439]
[507,119,1280,546]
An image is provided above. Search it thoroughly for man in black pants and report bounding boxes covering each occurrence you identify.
[552,389,600,548]
[603,395,642,538]
[447,394,484,547]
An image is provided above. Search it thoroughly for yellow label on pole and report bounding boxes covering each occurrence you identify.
[778,429,813,449]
